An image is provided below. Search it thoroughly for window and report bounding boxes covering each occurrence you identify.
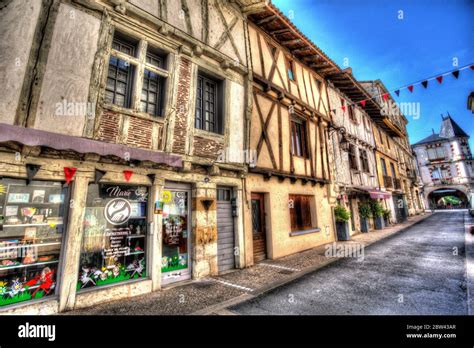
[105,56,134,108]
[287,58,295,81]
[378,129,384,144]
[348,105,357,123]
[105,31,169,115]
[348,144,358,170]
[380,158,388,176]
[105,32,138,108]
[140,70,163,116]
[0,178,68,307]
[427,147,445,160]
[387,136,391,149]
[195,73,223,134]
[78,184,148,290]
[390,162,397,178]
[291,118,308,157]
[432,167,441,180]
[289,195,313,231]
[359,148,370,172]
[111,32,138,57]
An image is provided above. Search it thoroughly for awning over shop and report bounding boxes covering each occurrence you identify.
[369,191,392,199]
[0,123,182,168]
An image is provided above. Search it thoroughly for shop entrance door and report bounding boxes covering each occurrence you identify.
[251,193,267,262]
[161,184,191,286]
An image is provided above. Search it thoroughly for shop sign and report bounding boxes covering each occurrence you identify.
[161,190,172,203]
[104,198,132,225]
[104,227,130,258]
[100,185,148,202]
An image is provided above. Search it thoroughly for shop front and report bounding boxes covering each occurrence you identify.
[0,178,69,308]
[77,184,149,291]
[161,182,192,286]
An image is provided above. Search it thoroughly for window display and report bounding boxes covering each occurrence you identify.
[77,184,148,290]
[161,189,190,284]
[0,179,68,307]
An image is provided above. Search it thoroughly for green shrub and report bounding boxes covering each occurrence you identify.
[370,200,385,217]
[382,209,391,219]
[358,203,372,219]
[335,204,351,222]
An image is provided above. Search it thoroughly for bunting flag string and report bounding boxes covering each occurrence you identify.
[331,63,474,113]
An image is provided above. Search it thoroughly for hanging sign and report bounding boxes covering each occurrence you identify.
[99,185,148,202]
[154,201,163,214]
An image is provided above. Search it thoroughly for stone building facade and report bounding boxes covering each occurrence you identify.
[412,115,474,209]
[327,79,379,235]
[0,0,254,314]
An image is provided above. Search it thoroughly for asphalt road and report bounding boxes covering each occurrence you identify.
[230,212,468,315]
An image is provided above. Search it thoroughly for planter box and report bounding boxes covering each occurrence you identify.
[374,216,385,230]
[360,218,370,233]
[336,221,350,241]
[383,217,390,226]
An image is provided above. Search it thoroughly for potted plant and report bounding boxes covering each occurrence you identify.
[370,200,385,230]
[334,205,351,241]
[382,209,391,226]
[358,203,372,233]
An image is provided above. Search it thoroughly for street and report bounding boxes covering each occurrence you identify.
[230,212,469,315]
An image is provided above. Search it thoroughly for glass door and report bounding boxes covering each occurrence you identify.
[161,188,191,285]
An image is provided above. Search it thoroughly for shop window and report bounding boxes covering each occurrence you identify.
[289,195,314,231]
[291,118,308,158]
[0,178,68,307]
[195,72,224,134]
[162,191,189,274]
[78,184,148,290]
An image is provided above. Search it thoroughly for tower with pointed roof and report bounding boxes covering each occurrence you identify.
[412,114,473,209]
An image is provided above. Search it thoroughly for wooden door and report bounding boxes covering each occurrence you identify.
[251,193,267,262]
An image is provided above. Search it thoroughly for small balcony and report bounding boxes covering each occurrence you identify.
[394,178,402,190]
[383,175,393,188]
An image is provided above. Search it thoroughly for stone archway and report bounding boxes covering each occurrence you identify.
[426,187,469,209]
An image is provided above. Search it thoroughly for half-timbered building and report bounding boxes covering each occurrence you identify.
[243,4,338,263]
[0,0,254,314]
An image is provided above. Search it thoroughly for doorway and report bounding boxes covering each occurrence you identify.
[161,183,192,286]
[251,193,267,262]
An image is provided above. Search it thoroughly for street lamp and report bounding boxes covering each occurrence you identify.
[328,124,350,152]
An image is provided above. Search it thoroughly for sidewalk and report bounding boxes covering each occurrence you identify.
[66,213,432,316]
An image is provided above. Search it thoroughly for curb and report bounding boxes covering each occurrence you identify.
[192,213,433,315]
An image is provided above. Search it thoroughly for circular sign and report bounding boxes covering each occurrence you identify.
[104,198,132,225]
[161,190,172,203]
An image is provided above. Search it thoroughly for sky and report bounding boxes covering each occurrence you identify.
[272,0,474,148]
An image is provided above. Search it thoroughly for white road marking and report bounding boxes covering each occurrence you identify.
[259,263,300,272]
[210,278,254,292]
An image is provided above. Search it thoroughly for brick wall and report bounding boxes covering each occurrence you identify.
[172,57,192,154]
[126,116,153,149]
[193,136,223,159]
[97,111,120,143]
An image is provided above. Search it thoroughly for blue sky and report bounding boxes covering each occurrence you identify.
[273,0,474,147]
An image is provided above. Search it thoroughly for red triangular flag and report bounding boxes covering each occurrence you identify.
[64,167,77,184]
[341,105,346,112]
[360,100,366,108]
[382,93,389,101]
[436,76,443,84]
[471,65,474,70]
[407,85,414,92]
[123,170,133,182]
